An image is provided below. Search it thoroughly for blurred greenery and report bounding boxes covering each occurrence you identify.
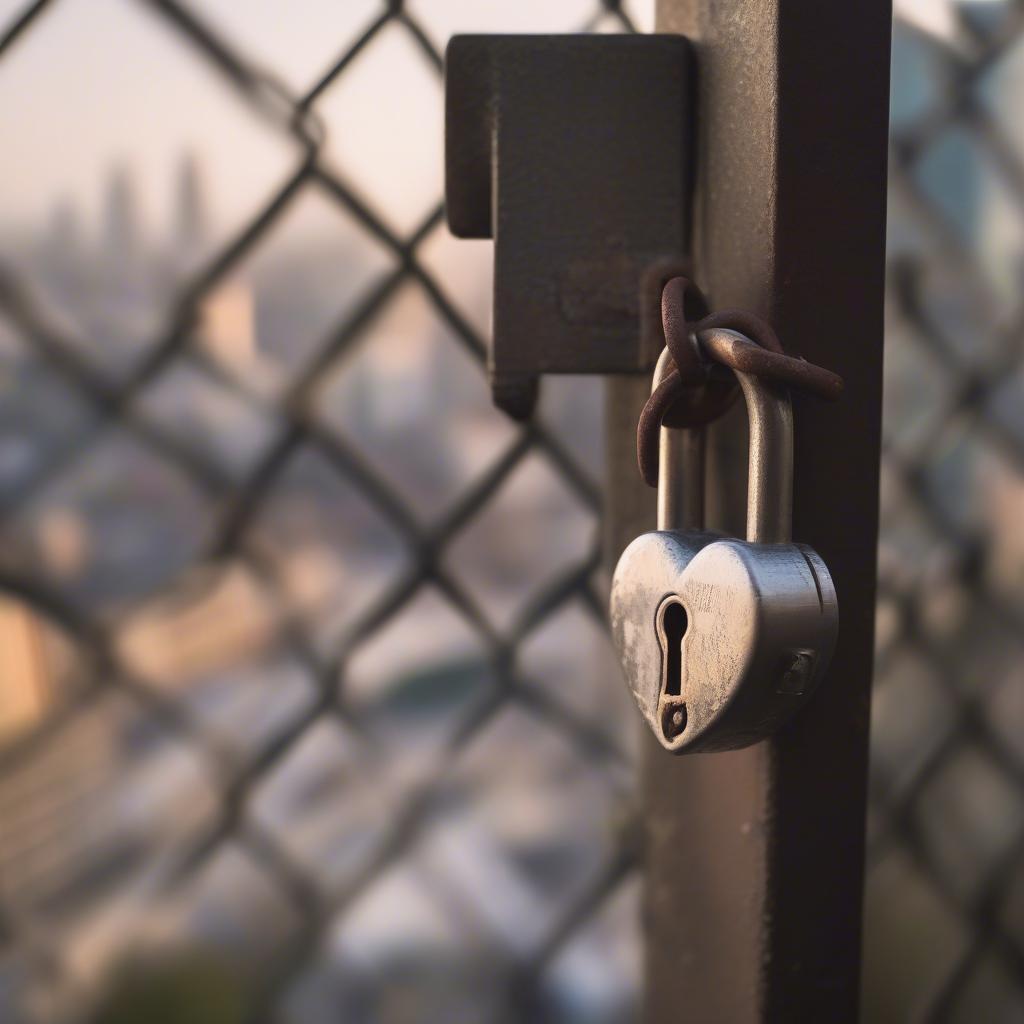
[91,951,247,1024]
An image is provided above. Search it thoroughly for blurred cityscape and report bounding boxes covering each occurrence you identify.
[0,149,633,1023]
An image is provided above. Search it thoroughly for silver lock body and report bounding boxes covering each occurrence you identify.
[610,332,838,754]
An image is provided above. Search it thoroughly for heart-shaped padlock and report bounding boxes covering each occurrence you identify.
[610,334,838,754]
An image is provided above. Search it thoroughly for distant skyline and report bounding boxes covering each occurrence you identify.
[0,0,982,238]
[0,0,654,239]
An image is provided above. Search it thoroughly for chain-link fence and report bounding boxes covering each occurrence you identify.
[0,3,645,1022]
[867,5,1024,1020]
[0,1,1022,1022]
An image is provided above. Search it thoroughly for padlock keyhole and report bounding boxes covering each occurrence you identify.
[657,598,688,741]
[660,600,687,696]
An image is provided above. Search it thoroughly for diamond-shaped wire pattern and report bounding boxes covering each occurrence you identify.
[0,4,640,1022]
[0,2,1021,1022]
[866,8,1024,1020]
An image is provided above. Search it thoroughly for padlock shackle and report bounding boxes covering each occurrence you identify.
[653,346,705,531]
[700,330,794,543]
[653,332,793,541]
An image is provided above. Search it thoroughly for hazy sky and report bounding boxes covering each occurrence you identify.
[0,0,989,241]
[0,0,654,240]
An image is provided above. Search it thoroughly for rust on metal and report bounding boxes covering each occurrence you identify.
[637,277,845,487]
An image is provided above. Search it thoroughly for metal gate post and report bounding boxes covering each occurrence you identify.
[606,2,892,1021]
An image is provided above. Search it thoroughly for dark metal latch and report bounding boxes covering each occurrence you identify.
[444,34,694,418]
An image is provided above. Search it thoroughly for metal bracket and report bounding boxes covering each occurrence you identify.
[444,35,693,418]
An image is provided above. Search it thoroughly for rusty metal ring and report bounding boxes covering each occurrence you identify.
[701,329,844,399]
[658,277,739,433]
[637,277,844,488]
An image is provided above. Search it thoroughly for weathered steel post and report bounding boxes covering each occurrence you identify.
[610,2,891,1020]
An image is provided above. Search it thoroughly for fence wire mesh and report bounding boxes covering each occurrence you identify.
[0,2,1021,1023]
[868,5,1024,1021]
[0,3,643,1023]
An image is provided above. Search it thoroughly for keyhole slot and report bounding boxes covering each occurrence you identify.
[657,598,689,743]
[658,599,688,697]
